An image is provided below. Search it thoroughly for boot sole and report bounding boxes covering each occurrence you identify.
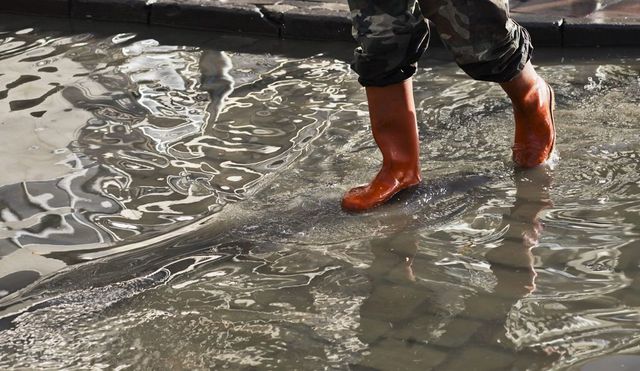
[342,180,421,212]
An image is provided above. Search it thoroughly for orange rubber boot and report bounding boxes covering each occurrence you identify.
[501,62,556,168]
[342,79,421,211]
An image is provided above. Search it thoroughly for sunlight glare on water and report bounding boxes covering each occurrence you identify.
[0,20,639,371]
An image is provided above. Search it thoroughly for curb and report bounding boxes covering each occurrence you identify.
[150,0,280,35]
[0,0,69,17]
[1,0,640,47]
[564,17,640,47]
[72,0,149,23]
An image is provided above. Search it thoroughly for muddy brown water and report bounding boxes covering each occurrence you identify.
[1,15,639,371]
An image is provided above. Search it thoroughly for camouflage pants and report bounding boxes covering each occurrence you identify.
[348,0,532,86]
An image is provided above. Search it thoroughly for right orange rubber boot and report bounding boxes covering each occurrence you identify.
[342,79,422,212]
[501,62,556,168]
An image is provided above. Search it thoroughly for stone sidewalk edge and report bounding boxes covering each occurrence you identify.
[1,0,640,47]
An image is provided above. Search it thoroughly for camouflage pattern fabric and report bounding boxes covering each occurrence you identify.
[348,0,532,86]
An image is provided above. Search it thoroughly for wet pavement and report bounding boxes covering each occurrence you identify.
[1,14,640,370]
[510,0,640,19]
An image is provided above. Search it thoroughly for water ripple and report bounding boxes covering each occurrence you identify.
[1,24,640,371]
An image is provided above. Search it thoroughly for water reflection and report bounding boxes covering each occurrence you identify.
[0,21,639,370]
[0,28,350,295]
[357,168,557,370]
[200,50,234,121]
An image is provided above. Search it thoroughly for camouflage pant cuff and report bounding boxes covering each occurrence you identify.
[355,64,418,87]
[457,26,533,83]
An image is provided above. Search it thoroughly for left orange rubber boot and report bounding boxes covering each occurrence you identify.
[501,62,556,168]
[342,79,421,211]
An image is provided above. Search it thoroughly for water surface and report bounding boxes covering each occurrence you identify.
[1,16,640,371]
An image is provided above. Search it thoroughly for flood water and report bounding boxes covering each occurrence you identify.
[1,16,640,371]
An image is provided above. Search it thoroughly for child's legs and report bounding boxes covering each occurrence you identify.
[418,0,532,82]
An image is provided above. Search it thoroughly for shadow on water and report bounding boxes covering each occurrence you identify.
[0,13,640,370]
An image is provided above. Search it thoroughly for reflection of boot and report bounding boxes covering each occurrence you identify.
[369,234,418,283]
[486,167,553,296]
[501,62,556,169]
[199,50,234,122]
[342,79,421,211]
